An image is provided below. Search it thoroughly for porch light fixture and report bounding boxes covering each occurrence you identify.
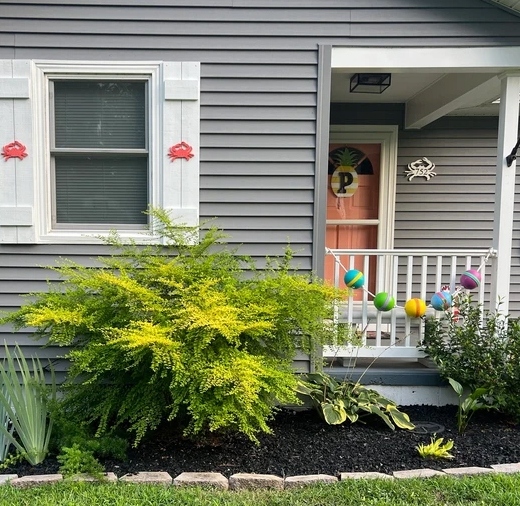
[350,73,391,94]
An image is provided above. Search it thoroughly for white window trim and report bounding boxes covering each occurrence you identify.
[31,60,198,244]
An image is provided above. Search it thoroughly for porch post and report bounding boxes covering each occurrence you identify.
[490,73,520,314]
[313,45,332,277]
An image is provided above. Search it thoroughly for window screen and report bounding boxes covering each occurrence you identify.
[52,80,148,226]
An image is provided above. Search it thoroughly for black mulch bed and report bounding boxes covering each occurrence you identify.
[7,405,520,478]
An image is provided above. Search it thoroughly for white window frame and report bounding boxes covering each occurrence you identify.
[50,77,150,230]
[31,61,199,244]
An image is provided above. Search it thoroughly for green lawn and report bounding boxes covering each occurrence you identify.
[2,474,520,506]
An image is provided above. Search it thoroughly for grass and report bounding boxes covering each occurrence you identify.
[2,474,520,506]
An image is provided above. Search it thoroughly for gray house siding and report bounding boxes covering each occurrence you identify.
[1,0,520,363]
[396,117,500,312]
[329,114,498,252]
[396,117,498,250]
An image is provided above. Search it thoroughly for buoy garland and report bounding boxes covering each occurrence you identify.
[343,269,365,289]
[460,269,481,290]
[430,291,452,311]
[404,298,427,318]
[373,292,396,312]
[341,267,483,319]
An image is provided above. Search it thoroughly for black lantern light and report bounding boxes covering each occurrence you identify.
[350,73,391,94]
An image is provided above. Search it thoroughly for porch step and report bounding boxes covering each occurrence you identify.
[327,364,444,387]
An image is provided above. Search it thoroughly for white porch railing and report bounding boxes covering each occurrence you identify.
[323,248,495,361]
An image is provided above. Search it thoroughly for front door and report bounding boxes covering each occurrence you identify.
[324,127,398,297]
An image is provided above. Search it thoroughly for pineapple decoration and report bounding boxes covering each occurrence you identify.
[330,148,359,198]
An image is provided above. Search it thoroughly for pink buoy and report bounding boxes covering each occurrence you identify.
[460,269,481,290]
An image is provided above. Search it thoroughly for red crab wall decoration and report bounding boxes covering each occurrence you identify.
[168,142,194,162]
[2,141,28,161]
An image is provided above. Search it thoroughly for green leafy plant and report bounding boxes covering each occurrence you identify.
[448,378,493,433]
[0,385,13,462]
[1,209,352,445]
[83,435,127,461]
[57,443,104,478]
[416,436,454,460]
[421,296,519,420]
[0,344,55,465]
[296,372,414,430]
[0,451,23,470]
[50,413,128,461]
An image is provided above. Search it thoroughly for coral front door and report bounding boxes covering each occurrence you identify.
[325,125,398,300]
[325,142,381,298]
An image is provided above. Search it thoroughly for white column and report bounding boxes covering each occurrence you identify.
[491,73,520,314]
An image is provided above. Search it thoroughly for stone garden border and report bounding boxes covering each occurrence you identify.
[2,463,520,490]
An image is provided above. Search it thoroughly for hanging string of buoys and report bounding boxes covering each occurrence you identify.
[327,247,489,320]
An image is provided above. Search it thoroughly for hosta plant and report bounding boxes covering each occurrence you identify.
[1,209,352,445]
[296,372,414,430]
[416,437,454,460]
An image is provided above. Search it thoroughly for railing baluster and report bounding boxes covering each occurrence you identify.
[324,247,491,361]
[362,255,369,342]
[347,255,354,325]
[333,253,341,292]
[404,255,413,341]
[435,255,442,294]
[417,256,428,344]
[479,255,486,308]
[390,255,398,347]
[450,256,458,293]
[420,256,428,299]
[375,255,384,347]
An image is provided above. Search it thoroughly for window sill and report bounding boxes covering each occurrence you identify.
[37,229,161,245]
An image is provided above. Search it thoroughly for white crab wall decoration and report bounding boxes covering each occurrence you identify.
[405,157,437,181]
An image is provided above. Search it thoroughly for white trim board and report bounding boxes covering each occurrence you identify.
[331,46,520,73]
[370,385,459,407]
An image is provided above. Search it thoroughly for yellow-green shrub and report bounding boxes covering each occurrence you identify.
[2,210,350,445]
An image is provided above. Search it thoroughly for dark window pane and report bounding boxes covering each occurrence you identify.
[54,81,146,149]
[55,156,148,225]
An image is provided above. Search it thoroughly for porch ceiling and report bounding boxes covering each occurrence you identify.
[331,69,505,126]
[484,0,520,17]
[331,45,520,128]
